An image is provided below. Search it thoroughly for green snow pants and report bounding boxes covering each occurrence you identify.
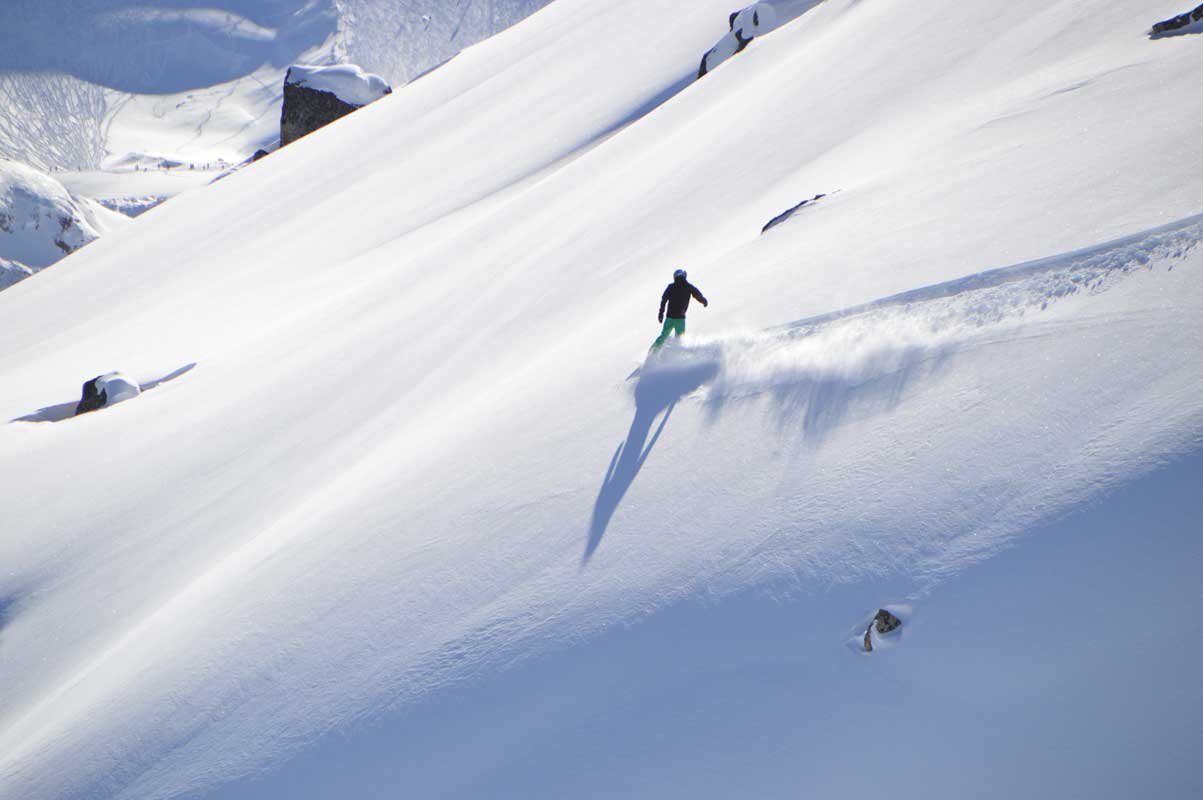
[652,317,686,349]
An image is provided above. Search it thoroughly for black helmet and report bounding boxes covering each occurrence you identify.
[673,268,687,280]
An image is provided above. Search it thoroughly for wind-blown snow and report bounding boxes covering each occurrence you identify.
[285,64,391,106]
[0,0,1201,798]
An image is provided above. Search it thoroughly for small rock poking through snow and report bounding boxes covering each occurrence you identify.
[280,65,392,147]
[863,609,903,652]
[75,372,141,416]
[762,193,828,233]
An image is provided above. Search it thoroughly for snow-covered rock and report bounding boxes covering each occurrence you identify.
[863,608,902,652]
[697,1,831,78]
[75,372,141,416]
[284,64,391,108]
[698,2,781,77]
[0,159,128,289]
[280,64,392,146]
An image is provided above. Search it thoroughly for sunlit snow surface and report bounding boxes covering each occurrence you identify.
[1,0,1202,798]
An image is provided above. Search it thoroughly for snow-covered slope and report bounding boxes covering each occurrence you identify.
[1,1,1202,798]
[0,159,129,288]
[331,0,555,86]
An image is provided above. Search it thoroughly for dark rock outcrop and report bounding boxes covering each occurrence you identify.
[761,193,826,234]
[75,376,108,415]
[862,608,902,652]
[280,65,392,147]
[281,80,360,147]
[1151,3,1203,34]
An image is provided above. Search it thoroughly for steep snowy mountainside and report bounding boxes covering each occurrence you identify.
[0,0,553,219]
[0,1,336,93]
[0,0,553,172]
[1,0,1201,798]
[332,0,561,86]
[0,72,108,173]
[0,0,550,94]
[0,158,129,285]
[0,1,333,172]
[0,257,34,290]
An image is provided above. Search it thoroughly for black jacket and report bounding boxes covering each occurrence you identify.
[660,277,707,319]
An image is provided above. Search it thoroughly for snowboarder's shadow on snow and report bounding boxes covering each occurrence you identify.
[0,593,18,636]
[584,335,954,562]
[1149,24,1203,39]
[584,358,718,564]
[11,362,197,423]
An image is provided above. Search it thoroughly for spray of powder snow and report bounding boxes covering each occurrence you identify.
[640,212,1203,438]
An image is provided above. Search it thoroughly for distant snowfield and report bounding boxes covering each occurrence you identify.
[0,0,551,210]
[1,1,1202,798]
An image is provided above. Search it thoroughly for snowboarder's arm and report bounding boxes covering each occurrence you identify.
[659,286,670,321]
[690,283,709,307]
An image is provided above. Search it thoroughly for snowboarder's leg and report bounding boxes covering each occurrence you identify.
[651,318,675,350]
[651,318,687,350]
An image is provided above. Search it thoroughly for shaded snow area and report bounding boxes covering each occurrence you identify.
[0,159,128,288]
[285,64,391,107]
[2,0,1203,798]
[0,257,33,290]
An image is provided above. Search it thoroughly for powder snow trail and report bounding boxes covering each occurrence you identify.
[594,212,1203,562]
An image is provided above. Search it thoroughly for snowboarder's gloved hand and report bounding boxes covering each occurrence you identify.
[658,312,664,323]
[703,299,709,307]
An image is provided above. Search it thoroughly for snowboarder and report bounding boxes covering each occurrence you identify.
[652,269,708,350]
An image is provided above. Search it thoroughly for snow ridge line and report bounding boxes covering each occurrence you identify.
[779,211,1203,333]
